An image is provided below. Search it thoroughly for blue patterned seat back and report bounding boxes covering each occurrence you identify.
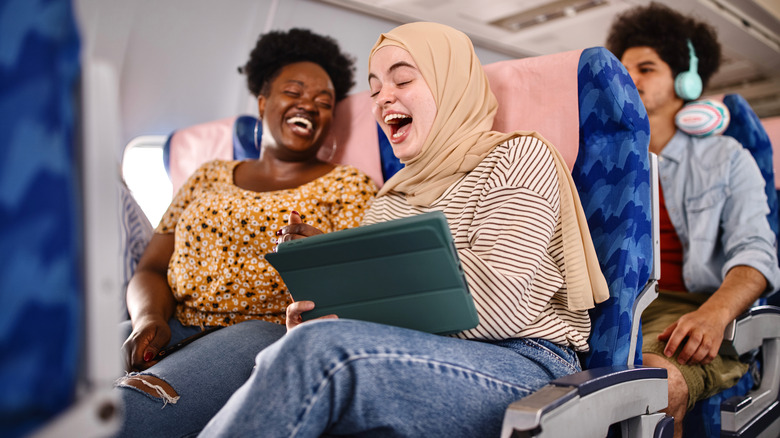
[0,1,82,437]
[722,94,779,246]
[378,124,402,181]
[683,94,778,437]
[573,47,652,369]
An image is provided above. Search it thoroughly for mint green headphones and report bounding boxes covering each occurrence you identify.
[674,39,703,101]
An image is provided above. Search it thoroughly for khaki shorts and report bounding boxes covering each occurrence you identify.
[641,290,749,411]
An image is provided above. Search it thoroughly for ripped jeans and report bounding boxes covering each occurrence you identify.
[114,319,285,438]
[199,319,581,438]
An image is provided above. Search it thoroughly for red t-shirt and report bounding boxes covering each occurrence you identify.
[658,185,687,292]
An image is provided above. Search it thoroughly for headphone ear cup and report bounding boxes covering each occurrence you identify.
[675,71,703,101]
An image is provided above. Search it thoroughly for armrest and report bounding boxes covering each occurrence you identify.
[718,306,780,436]
[501,366,669,438]
[721,306,780,355]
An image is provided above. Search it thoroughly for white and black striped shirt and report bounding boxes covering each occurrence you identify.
[363,135,591,351]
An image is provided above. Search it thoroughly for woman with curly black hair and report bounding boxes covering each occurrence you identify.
[242,28,355,102]
[113,29,376,437]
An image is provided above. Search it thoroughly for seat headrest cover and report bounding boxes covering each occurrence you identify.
[484,49,582,170]
[168,116,236,194]
[322,90,383,186]
[675,99,730,137]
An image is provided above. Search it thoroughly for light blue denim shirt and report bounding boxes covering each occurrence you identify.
[659,130,780,294]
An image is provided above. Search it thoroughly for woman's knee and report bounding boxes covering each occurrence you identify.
[268,320,386,364]
[116,373,180,406]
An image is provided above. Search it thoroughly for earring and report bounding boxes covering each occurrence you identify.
[326,138,337,162]
[254,118,260,151]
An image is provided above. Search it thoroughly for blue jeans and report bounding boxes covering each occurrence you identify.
[114,319,286,438]
[199,319,581,438]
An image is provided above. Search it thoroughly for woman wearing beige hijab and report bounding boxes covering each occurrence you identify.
[200,22,607,438]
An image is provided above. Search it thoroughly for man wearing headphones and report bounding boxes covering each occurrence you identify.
[606,3,780,437]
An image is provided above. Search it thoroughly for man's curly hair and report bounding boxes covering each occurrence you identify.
[241,28,356,102]
[606,2,722,89]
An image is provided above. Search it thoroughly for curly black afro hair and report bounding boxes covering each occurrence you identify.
[606,2,722,89]
[240,28,356,102]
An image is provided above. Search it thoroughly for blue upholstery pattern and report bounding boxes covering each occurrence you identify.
[0,1,82,436]
[683,94,778,437]
[573,47,652,369]
[233,115,261,161]
[722,94,779,243]
[378,124,403,180]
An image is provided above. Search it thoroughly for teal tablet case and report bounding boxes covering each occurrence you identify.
[264,211,479,335]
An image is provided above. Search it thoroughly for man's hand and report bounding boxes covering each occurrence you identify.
[658,306,729,365]
[659,265,767,365]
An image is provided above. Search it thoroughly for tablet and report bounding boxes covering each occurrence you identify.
[265,211,479,335]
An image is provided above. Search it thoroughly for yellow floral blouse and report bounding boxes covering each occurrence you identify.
[156,160,377,327]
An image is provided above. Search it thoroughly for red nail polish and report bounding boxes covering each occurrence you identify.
[144,351,154,362]
[276,229,282,236]
[292,210,299,215]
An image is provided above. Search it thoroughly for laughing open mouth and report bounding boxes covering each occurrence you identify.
[384,113,412,139]
[286,116,314,136]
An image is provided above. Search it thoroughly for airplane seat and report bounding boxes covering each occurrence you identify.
[230,115,262,161]
[483,47,656,372]
[722,94,779,242]
[2,0,123,436]
[674,95,780,438]
[0,2,83,437]
[497,47,674,436]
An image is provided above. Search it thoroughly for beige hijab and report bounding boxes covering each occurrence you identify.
[370,22,608,310]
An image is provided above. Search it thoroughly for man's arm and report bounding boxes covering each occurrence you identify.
[659,265,766,365]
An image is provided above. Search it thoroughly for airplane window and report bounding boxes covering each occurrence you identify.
[121,135,171,226]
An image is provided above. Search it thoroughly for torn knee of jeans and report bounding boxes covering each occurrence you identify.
[116,374,180,406]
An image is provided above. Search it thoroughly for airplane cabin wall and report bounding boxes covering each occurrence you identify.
[74,0,512,152]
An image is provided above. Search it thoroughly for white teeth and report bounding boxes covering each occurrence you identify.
[287,116,313,130]
[384,113,411,124]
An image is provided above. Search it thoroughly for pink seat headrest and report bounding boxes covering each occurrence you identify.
[168,116,236,194]
[484,49,582,170]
